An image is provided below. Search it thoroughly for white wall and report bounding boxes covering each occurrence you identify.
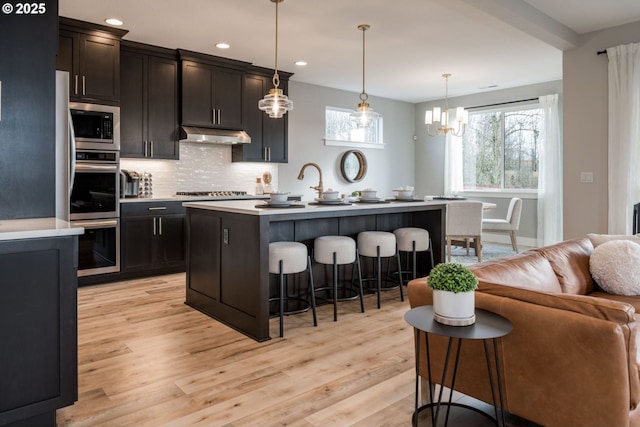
[278,81,416,200]
[413,80,562,244]
[563,20,640,238]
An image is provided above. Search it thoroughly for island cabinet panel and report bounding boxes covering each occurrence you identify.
[0,236,77,427]
[186,209,268,340]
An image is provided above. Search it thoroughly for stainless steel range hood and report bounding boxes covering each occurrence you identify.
[179,126,251,145]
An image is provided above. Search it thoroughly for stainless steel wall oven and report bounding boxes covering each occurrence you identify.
[70,149,120,276]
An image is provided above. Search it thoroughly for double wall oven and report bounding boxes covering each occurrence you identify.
[69,101,121,277]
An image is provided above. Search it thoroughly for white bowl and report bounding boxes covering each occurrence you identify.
[396,189,414,199]
[270,192,289,203]
[360,190,377,199]
[322,191,339,200]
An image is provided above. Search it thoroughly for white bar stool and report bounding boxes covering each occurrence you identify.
[393,227,434,280]
[269,241,317,337]
[357,231,404,309]
[313,236,364,321]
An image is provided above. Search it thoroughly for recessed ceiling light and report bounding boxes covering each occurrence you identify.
[294,61,308,66]
[216,43,230,49]
[105,18,123,26]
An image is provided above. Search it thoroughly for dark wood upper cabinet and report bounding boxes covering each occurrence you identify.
[179,50,250,130]
[120,42,179,159]
[57,17,128,105]
[232,67,290,163]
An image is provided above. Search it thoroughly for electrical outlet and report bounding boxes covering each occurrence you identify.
[580,172,594,183]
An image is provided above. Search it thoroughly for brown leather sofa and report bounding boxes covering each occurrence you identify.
[407,237,640,427]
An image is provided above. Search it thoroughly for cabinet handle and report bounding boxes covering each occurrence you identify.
[153,217,157,236]
[74,75,78,95]
[143,141,148,157]
[148,207,167,211]
[217,109,221,124]
[267,147,271,162]
[158,217,163,235]
[223,228,229,245]
[263,147,267,161]
[212,109,216,124]
[82,75,86,96]
[150,141,154,158]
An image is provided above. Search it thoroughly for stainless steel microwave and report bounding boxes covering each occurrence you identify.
[69,102,120,151]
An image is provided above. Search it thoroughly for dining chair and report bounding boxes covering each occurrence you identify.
[446,201,484,262]
[482,197,523,252]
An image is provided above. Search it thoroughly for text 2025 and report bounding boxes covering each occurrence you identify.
[15,3,46,14]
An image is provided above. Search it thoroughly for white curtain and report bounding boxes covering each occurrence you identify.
[444,133,463,195]
[607,43,640,234]
[537,94,563,246]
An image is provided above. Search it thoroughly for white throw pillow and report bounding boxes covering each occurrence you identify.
[589,240,640,295]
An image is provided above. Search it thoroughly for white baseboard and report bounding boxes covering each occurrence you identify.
[481,232,538,249]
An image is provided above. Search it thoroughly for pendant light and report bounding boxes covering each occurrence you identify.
[350,24,379,128]
[258,0,293,118]
[424,73,468,137]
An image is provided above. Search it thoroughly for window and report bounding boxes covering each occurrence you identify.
[462,105,543,190]
[324,106,383,147]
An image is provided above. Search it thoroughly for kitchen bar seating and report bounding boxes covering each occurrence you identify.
[357,231,404,309]
[393,227,434,280]
[268,241,317,337]
[313,236,365,321]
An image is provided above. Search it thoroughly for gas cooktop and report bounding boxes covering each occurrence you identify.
[176,191,249,197]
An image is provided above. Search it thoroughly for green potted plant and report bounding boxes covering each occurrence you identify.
[427,262,478,326]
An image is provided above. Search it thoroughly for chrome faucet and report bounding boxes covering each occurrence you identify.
[297,162,324,199]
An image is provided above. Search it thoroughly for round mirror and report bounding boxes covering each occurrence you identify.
[340,150,367,183]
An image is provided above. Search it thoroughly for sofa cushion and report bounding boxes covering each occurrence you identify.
[533,238,595,294]
[470,251,562,293]
[588,233,640,247]
[590,291,640,313]
[590,240,640,296]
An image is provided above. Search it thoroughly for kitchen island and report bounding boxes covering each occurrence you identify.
[183,199,446,341]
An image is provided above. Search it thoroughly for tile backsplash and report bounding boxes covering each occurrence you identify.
[120,143,278,197]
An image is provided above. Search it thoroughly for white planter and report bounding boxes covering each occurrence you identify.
[432,289,476,326]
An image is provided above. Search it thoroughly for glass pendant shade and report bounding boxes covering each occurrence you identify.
[258,88,294,118]
[350,24,377,128]
[259,0,293,118]
[350,102,380,128]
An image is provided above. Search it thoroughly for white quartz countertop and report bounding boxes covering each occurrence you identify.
[0,218,84,241]
[121,194,303,203]
[183,199,446,216]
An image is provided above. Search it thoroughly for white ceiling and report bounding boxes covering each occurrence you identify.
[59,0,640,103]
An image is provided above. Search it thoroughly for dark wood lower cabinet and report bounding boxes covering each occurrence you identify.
[0,236,78,427]
[120,202,186,276]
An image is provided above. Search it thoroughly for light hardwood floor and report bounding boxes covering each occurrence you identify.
[56,273,536,427]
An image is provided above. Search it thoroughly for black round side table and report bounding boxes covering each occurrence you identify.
[404,305,513,427]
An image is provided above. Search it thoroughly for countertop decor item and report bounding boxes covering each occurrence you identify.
[427,262,478,326]
[258,0,293,118]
